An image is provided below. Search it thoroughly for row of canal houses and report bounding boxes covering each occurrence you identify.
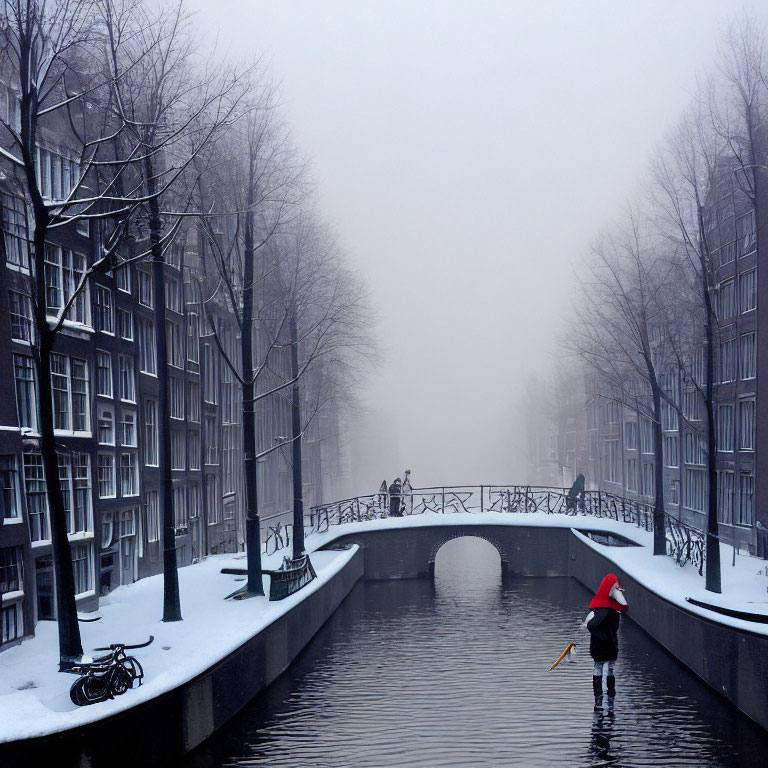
[0,77,347,649]
[528,160,768,555]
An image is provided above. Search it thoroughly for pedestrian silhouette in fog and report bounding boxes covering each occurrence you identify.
[378,480,388,510]
[388,477,402,516]
[582,573,628,708]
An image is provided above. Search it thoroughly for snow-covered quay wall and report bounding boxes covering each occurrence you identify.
[0,547,363,767]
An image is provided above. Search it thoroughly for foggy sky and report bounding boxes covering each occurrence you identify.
[187,0,767,493]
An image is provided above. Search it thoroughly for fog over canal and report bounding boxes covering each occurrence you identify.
[186,537,768,767]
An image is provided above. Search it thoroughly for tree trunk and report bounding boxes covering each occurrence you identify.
[650,382,667,556]
[38,331,84,668]
[703,259,722,593]
[241,210,264,594]
[290,311,305,559]
[145,155,182,621]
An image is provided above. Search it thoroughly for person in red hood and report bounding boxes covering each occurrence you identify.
[582,573,628,706]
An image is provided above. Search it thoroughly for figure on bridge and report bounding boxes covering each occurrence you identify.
[582,574,628,708]
[388,478,403,517]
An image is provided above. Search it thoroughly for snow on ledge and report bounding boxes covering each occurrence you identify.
[0,545,358,743]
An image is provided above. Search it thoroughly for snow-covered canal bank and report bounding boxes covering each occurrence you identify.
[185,537,768,768]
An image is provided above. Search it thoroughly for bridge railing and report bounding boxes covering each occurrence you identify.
[297,485,706,575]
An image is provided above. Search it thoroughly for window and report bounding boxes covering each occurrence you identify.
[120,410,137,447]
[684,468,706,513]
[171,430,185,471]
[640,463,654,499]
[23,454,48,541]
[661,402,678,432]
[203,343,217,403]
[736,209,756,257]
[603,439,620,484]
[739,398,755,451]
[625,458,637,492]
[138,318,156,375]
[118,355,136,402]
[684,432,706,466]
[740,270,756,313]
[0,546,23,594]
[189,431,201,470]
[718,279,735,319]
[8,291,32,342]
[96,350,113,397]
[71,453,91,534]
[720,338,737,383]
[717,470,734,525]
[50,354,89,433]
[737,472,754,526]
[51,354,70,431]
[13,354,37,430]
[717,405,734,452]
[102,511,114,549]
[168,241,183,269]
[166,277,182,312]
[169,377,184,419]
[98,454,115,498]
[739,332,756,380]
[93,285,114,334]
[189,483,201,519]
[118,308,133,341]
[145,490,160,542]
[206,474,220,525]
[71,359,88,431]
[669,479,680,506]
[119,453,138,496]
[71,544,93,595]
[2,194,28,269]
[1,547,23,643]
[36,147,78,200]
[167,320,183,368]
[663,435,679,468]
[137,269,153,308]
[187,313,199,363]
[0,457,21,520]
[639,417,653,454]
[223,426,236,494]
[173,485,187,529]
[98,404,115,445]
[224,498,236,520]
[144,399,158,466]
[44,245,87,323]
[116,262,131,293]
[205,415,218,465]
[682,391,701,421]
[188,381,200,422]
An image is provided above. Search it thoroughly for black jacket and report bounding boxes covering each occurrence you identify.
[587,608,622,662]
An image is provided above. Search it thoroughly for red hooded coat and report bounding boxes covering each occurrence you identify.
[589,573,628,612]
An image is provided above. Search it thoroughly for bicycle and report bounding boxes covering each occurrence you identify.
[69,635,154,706]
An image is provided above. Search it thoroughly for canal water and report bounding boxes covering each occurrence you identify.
[184,537,768,768]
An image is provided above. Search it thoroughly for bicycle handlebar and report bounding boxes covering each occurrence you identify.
[93,635,154,652]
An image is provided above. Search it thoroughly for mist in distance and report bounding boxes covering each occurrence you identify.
[187,0,765,493]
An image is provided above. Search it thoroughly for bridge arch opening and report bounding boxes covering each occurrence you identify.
[432,536,504,592]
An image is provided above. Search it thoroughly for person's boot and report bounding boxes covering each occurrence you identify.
[606,675,616,699]
[592,675,603,708]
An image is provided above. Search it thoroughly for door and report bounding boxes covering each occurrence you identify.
[35,557,54,620]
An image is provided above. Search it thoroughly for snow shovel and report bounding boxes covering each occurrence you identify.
[549,642,576,671]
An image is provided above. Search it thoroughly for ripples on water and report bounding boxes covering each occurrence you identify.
[185,537,768,768]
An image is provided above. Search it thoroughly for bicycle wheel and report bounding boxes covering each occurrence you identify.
[69,676,90,706]
[110,666,132,696]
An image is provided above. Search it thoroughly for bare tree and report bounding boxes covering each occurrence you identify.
[652,97,729,594]
[566,207,675,556]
